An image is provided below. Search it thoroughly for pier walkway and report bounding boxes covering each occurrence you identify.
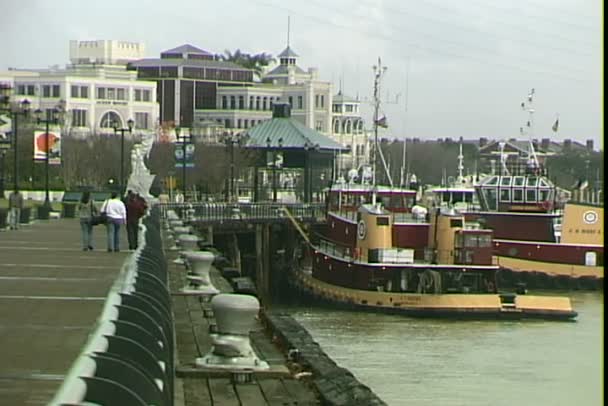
[0,218,129,405]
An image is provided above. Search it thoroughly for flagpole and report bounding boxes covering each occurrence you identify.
[372,57,387,205]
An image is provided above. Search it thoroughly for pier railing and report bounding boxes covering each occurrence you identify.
[50,207,175,406]
[159,202,326,224]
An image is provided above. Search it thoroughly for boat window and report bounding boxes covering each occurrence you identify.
[513,189,524,202]
[539,178,551,187]
[483,188,498,210]
[526,177,538,187]
[499,189,511,202]
[526,189,537,202]
[478,234,492,247]
[464,234,477,247]
[500,176,512,186]
[513,176,525,186]
[376,217,390,226]
[450,218,463,228]
[539,189,550,202]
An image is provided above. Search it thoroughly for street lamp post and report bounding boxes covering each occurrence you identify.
[34,103,65,216]
[0,86,31,192]
[224,133,241,202]
[113,119,134,195]
[266,136,283,202]
[176,127,192,200]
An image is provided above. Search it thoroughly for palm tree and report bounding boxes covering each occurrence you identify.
[217,49,275,80]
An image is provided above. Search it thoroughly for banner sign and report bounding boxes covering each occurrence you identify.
[175,143,195,168]
[0,114,12,149]
[34,130,62,165]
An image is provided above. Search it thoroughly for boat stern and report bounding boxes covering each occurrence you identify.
[514,295,578,320]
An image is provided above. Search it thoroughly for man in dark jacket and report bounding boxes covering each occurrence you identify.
[125,192,147,250]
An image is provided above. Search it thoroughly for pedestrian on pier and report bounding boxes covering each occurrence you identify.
[76,191,97,251]
[125,191,147,250]
[100,192,127,252]
[8,190,24,230]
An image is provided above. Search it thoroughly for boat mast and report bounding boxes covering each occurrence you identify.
[372,58,387,204]
[400,58,410,188]
[520,88,540,171]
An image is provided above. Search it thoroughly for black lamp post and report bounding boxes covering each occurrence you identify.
[266,136,283,202]
[34,102,65,216]
[113,118,134,195]
[0,87,30,193]
[176,127,192,200]
[224,132,242,202]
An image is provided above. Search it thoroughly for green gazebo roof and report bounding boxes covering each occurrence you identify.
[244,117,348,151]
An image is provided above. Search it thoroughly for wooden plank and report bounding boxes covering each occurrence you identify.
[251,331,287,365]
[257,378,292,405]
[208,378,240,406]
[281,378,319,405]
[183,377,212,405]
[234,382,268,405]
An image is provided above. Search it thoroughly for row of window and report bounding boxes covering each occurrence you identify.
[14,83,152,102]
[332,104,358,113]
[71,109,150,129]
[482,175,552,188]
[333,119,364,134]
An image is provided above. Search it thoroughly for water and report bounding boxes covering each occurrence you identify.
[278,292,603,406]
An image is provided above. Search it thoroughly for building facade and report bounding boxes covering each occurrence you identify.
[4,40,158,137]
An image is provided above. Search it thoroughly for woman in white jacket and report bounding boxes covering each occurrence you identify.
[100,192,127,252]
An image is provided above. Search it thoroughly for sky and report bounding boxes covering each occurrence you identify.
[1,0,603,148]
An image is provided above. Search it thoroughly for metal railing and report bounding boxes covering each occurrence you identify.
[50,207,174,406]
[158,202,326,224]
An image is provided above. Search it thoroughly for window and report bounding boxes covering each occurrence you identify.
[16,85,25,95]
[81,86,88,98]
[249,96,254,109]
[97,87,106,99]
[513,176,525,186]
[334,120,340,133]
[256,97,260,110]
[450,219,464,228]
[230,96,236,109]
[376,217,390,226]
[315,94,319,108]
[107,88,115,100]
[142,90,151,102]
[71,85,79,98]
[117,88,126,100]
[263,97,267,110]
[513,189,524,202]
[43,85,51,97]
[298,96,303,109]
[72,109,87,127]
[320,95,324,108]
[134,89,142,101]
[27,85,35,95]
[134,112,149,129]
[52,85,60,97]
[478,234,492,247]
[346,104,354,112]
[239,96,244,109]
[288,96,293,106]
[526,176,538,187]
[222,96,227,109]
[526,189,537,202]
[500,176,512,186]
[500,189,511,202]
[100,111,121,128]
[316,120,323,131]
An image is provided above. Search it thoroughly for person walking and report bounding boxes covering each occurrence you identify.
[8,190,24,230]
[125,191,147,250]
[100,192,127,252]
[76,191,97,251]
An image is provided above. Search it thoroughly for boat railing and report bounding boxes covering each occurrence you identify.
[331,210,428,224]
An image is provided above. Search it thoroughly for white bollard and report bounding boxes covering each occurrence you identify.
[196,294,269,370]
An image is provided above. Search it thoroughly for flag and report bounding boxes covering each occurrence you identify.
[552,118,559,133]
[375,115,388,128]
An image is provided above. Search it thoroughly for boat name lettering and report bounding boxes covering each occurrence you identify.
[569,228,601,235]
[397,296,422,304]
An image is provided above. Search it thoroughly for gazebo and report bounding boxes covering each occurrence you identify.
[244,103,348,203]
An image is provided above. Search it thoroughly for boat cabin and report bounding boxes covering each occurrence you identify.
[327,184,417,213]
[475,174,556,213]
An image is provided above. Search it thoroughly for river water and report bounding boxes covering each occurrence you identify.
[278,291,603,406]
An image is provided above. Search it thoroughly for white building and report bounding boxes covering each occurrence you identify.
[193,45,333,140]
[331,91,370,172]
[3,40,158,138]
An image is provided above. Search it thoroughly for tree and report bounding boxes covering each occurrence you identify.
[217,49,275,80]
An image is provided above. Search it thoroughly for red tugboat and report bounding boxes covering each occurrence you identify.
[289,67,577,321]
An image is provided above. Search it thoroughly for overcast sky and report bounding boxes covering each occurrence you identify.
[1,0,603,148]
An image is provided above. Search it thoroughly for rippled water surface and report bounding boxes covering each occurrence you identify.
[278,292,603,406]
